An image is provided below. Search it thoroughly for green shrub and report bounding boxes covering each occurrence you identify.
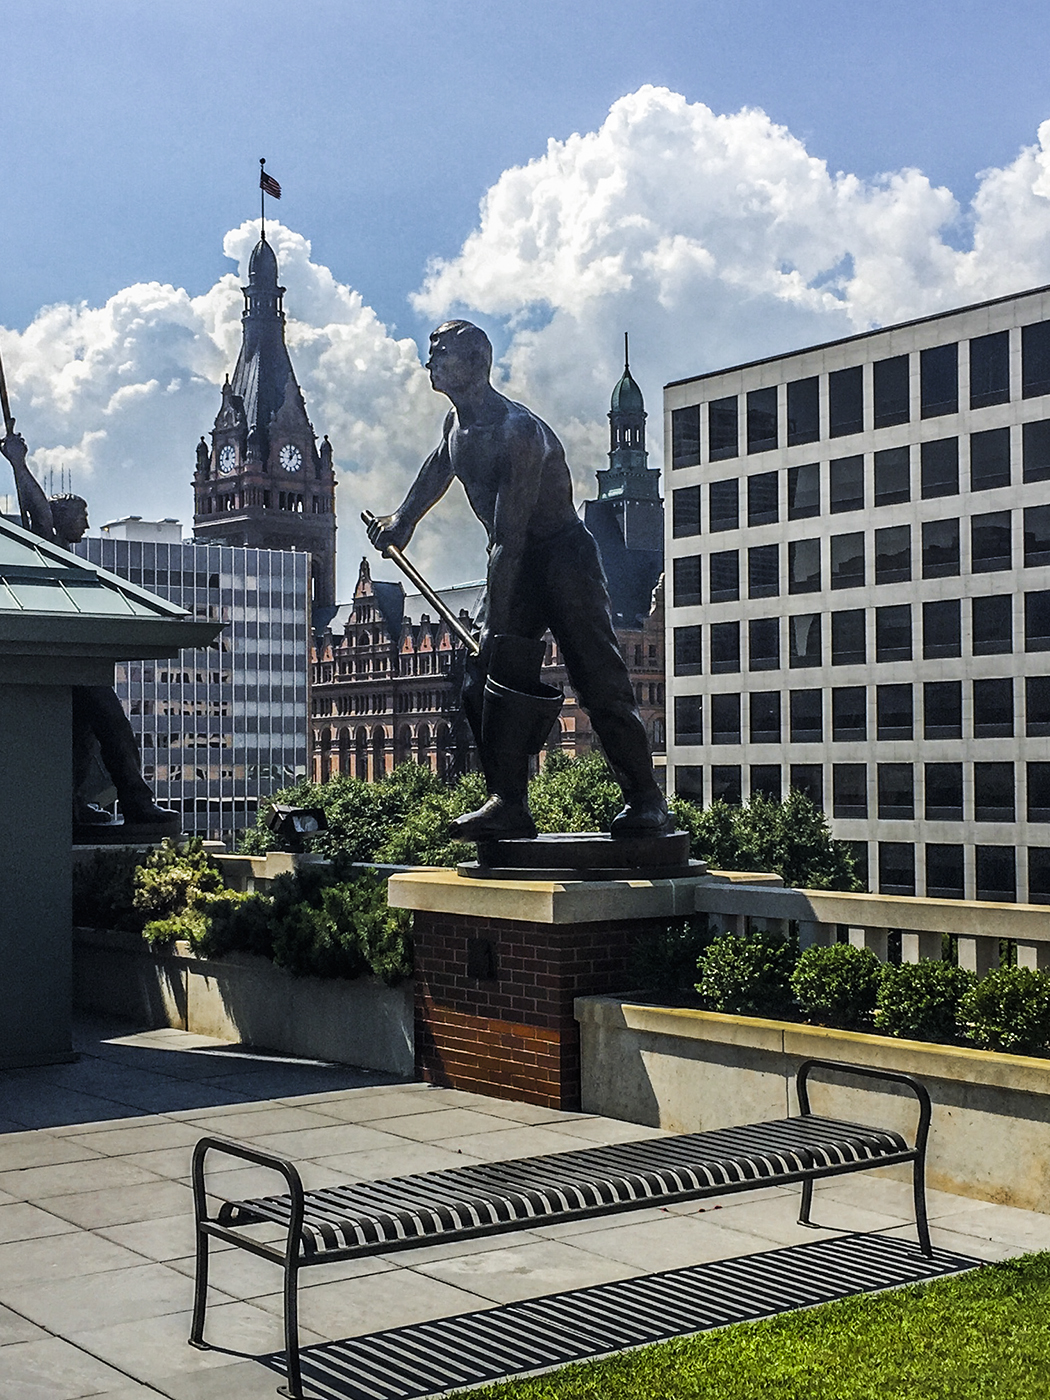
[696,928,798,1018]
[528,750,624,833]
[960,966,1050,1055]
[72,847,146,932]
[875,960,976,1043]
[790,942,882,1029]
[628,916,711,995]
[133,838,225,925]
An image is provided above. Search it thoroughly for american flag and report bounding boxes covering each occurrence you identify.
[260,170,282,199]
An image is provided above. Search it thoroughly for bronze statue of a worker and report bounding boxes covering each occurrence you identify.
[368,320,671,841]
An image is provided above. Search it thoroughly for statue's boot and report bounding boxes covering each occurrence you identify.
[604,721,676,838]
[610,793,675,837]
[76,686,179,827]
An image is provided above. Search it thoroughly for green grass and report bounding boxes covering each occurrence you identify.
[453,1252,1050,1400]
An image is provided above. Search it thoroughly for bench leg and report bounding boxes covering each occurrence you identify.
[797,1178,815,1228]
[913,1158,932,1258]
[277,1258,303,1400]
[188,1220,210,1350]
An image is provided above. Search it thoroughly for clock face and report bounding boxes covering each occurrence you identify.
[280,444,303,473]
[218,444,236,475]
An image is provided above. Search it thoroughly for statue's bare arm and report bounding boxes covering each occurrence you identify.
[366,417,455,553]
[0,433,57,543]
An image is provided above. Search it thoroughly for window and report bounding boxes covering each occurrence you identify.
[709,479,739,532]
[830,532,864,589]
[830,455,864,513]
[973,595,1013,655]
[672,486,701,538]
[749,691,781,743]
[1026,590,1050,651]
[974,763,1015,822]
[709,396,738,459]
[876,604,912,662]
[877,683,913,739]
[711,765,742,805]
[873,354,909,428]
[788,538,821,593]
[748,617,780,671]
[787,376,819,445]
[675,765,704,800]
[875,525,911,584]
[970,427,1010,491]
[973,678,1014,738]
[671,404,701,468]
[751,765,781,801]
[920,438,959,498]
[925,764,963,821]
[1028,763,1050,822]
[789,688,822,742]
[673,694,703,744]
[874,446,910,506]
[748,543,779,598]
[923,599,961,658]
[879,842,916,895]
[672,555,701,607]
[920,343,958,417]
[747,471,779,526]
[1029,847,1050,904]
[788,613,821,668]
[787,462,820,519]
[1027,677,1050,736]
[924,680,962,739]
[829,365,863,437]
[1022,320,1050,398]
[1025,505,1050,568]
[1023,420,1050,483]
[673,625,702,675]
[975,846,1016,902]
[790,764,823,808]
[833,764,867,818]
[711,692,741,744]
[878,763,914,819]
[971,511,1011,572]
[832,686,867,741]
[921,518,960,578]
[710,621,740,673]
[709,550,740,602]
[831,609,866,665]
[926,845,965,900]
[969,330,1010,409]
[747,386,778,453]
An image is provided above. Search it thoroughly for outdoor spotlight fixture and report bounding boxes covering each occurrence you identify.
[266,804,328,851]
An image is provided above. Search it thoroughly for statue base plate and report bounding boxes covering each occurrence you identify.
[73,815,181,846]
[458,830,702,881]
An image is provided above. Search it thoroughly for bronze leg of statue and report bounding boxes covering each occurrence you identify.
[71,686,177,826]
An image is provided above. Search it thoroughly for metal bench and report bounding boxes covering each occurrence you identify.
[190,1058,932,1399]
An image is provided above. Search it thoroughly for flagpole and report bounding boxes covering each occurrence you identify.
[260,157,266,241]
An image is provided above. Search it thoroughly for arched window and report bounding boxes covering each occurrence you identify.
[337,726,351,775]
[319,727,332,783]
[355,727,369,780]
[416,723,431,769]
[371,726,386,781]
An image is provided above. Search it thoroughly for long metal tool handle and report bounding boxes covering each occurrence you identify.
[361,510,480,656]
[0,339,15,436]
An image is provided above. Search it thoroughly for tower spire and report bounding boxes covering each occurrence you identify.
[624,330,629,372]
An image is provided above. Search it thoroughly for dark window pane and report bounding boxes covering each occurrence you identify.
[746,386,778,453]
[747,471,779,526]
[927,844,965,899]
[974,678,1014,738]
[1029,847,1050,904]
[829,365,863,438]
[920,342,958,417]
[787,376,819,445]
[874,445,910,506]
[709,549,739,603]
[974,762,1015,822]
[711,692,741,744]
[672,555,701,607]
[833,764,867,818]
[1028,763,1050,822]
[709,479,739,532]
[971,510,1011,572]
[924,680,962,740]
[878,763,914,819]
[711,765,742,805]
[674,694,703,744]
[830,532,864,590]
[788,613,822,668]
[831,609,866,665]
[1023,419,1050,483]
[709,396,738,459]
[1024,505,1050,568]
[879,842,915,895]
[749,617,780,671]
[832,686,866,741]
[750,765,781,801]
[1022,321,1050,399]
[1026,590,1050,651]
[925,763,963,821]
[922,599,961,658]
[788,538,821,593]
[875,524,911,584]
[873,354,909,428]
[975,846,1015,902]
[974,595,1013,655]
[749,691,781,743]
[921,518,960,578]
[671,404,701,468]
[787,462,820,519]
[876,604,912,662]
[970,427,1011,491]
[748,543,779,599]
[673,625,702,675]
[877,683,913,739]
[1027,677,1050,736]
[789,688,822,742]
[830,455,864,513]
[675,765,704,800]
[710,621,740,673]
[969,331,1010,409]
[790,764,823,809]
[920,437,959,498]
[672,485,701,538]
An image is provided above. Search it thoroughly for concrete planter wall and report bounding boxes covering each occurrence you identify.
[576,995,1050,1214]
[74,927,414,1077]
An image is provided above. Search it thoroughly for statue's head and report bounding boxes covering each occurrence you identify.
[427,321,492,395]
[49,494,89,547]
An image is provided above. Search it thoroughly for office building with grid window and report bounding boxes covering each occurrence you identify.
[665,284,1050,904]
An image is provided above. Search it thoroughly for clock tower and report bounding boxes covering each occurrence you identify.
[193,235,336,607]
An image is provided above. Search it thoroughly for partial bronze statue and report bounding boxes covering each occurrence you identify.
[367,320,671,841]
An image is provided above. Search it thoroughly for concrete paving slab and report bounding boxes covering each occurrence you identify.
[252,1267,497,1340]
[2,1260,214,1333]
[0,1230,155,1286]
[41,1178,195,1230]
[313,1141,487,1181]
[0,1156,163,1201]
[438,1124,621,1162]
[97,1212,214,1264]
[377,1107,528,1142]
[409,1237,642,1304]
[245,1122,412,1160]
[62,1121,206,1157]
[0,1334,143,1400]
[177,1106,347,1138]
[549,1211,788,1273]
[0,1133,104,1171]
[0,1301,48,1345]
[0,1201,80,1244]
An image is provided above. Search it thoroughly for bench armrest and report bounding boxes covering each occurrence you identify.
[795,1058,931,1157]
[191,1135,305,1262]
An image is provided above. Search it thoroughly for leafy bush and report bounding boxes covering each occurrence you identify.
[134,838,225,930]
[790,943,882,1030]
[528,750,624,833]
[696,928,798,1018]
[960,966,1050,1055]
[73,847,146,932]
[628,916,711,996]
[875,960,976,1043]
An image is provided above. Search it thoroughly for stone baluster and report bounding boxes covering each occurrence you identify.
[957,935,1000,977]
[900,930,943,963]
[797,920,835,950]
[849,926,889,961]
